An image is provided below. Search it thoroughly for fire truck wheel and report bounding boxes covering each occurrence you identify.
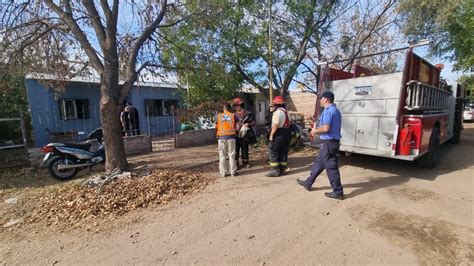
[449,131,461,144]
[417,127,440,168]
[449,128,461,144]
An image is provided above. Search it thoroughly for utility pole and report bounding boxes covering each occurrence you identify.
[268,0,273,103]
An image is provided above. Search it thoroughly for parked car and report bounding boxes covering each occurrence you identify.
[464,106,474,122]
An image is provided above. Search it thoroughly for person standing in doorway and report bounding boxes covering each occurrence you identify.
[296,91,344,200]
[120,105,131,136]
[233,97,255,168]
[266,96,292,177]
[216,103,239,177]
[126,103,140,135]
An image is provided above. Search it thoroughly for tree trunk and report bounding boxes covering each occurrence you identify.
[100,67,128,172]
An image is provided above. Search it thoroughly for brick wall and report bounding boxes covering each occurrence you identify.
[123,135,152,155]
[175,129,216,148]
[0,147,28,168]
[288,91,317,117]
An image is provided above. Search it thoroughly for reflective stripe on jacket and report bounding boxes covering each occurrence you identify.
[216,111,236,137]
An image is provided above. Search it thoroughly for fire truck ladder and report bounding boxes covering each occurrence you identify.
[405,80,451,111]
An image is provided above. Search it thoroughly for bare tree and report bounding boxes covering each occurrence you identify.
[300,0,401,94]
[0,0,181,172]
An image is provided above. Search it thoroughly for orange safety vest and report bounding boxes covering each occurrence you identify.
[216,111,236,137]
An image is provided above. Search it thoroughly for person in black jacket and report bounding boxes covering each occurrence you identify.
[120,106,131,136]
[126,103,140,136]
[233,97,255,168]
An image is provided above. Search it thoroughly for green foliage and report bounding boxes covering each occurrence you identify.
[0,73,28,118]
[398,0,474,70]
[178,63,243,108]
[459,74,474,102]
[0,71,31,145]
[162,0,343,98]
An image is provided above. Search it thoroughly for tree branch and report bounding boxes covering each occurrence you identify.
[294,79,317,94]
[121,0,167,98]
[99,0,112,20]
[44,0,104,73]
[81,0,107,51]
[234,64,266,93]
[342,0,396,70]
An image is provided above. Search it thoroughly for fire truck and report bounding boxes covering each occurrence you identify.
[312,48,465,168]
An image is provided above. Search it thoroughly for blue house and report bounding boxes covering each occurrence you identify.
[25,74,182,147]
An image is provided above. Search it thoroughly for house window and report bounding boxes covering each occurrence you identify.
[144,99,163,116]
[59,99,89,120]
[163,100,176,115]
[145,99,178,116]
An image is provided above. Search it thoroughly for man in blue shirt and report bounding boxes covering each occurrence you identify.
[297,91,344,199]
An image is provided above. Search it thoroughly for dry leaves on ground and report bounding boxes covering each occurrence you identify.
[26,169,213,229]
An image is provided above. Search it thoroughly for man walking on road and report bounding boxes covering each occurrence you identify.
[216,103,239,177]
[296,91,344,199]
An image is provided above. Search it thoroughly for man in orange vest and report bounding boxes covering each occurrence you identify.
[216,103,239,177]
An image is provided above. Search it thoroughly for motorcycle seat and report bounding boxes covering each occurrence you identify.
[64,141,91,151]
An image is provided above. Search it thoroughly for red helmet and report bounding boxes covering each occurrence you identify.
[272,96,285,105]
[232,97,244,106]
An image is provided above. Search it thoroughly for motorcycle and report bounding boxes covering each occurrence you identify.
[40,128,105,180]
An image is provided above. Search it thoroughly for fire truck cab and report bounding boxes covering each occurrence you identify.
[312,49,465,168]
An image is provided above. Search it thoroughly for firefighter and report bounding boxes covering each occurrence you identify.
[233,97,255,168]
[215,103,239,177]
[266,96,292,177]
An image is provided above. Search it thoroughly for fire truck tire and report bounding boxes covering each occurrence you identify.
[449,130,461,144]
[417,127,440,168]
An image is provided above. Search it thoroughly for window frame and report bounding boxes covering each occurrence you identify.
[144,99,178,117]
[59,98,90,120]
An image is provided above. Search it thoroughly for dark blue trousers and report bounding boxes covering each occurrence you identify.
[307,140,343,195]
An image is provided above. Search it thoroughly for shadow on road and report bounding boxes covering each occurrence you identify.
[272,125,474,198]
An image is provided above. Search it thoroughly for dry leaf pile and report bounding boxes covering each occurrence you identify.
[27,169,213,228]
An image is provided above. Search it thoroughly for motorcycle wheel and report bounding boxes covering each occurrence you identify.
[47,156,78,181]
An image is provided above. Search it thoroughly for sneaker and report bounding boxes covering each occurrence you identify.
[245,163,252,168]
[220,174,230,177]
[231,172,239,177]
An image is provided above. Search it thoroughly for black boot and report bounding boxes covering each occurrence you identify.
[265,166,281,177]
[279,166,287,175]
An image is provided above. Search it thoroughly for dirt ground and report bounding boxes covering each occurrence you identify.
[1,124,473,265]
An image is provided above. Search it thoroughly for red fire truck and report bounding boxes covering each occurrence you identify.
[312,49,465,168]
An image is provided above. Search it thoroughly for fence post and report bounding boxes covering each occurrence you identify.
[172,105,176,148]
[147,105,151,137]
[19,107,30,167]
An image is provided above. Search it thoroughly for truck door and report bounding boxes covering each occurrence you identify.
[355,117,379,149]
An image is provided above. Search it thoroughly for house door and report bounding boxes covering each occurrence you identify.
[255,101,267,126]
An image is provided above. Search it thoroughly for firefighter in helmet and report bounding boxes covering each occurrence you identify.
[266,95,292,177]
[233,97,255,168]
